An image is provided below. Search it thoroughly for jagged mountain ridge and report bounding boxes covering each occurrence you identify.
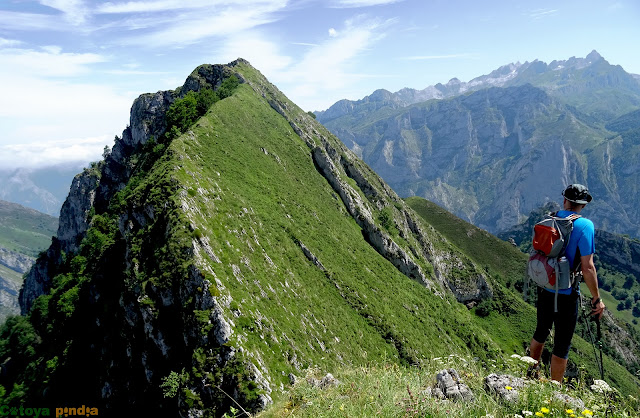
[3,52,638,414]
[316,50,640,123]
[3,60,516,416]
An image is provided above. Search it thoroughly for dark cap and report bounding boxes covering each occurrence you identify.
[562,184,592,204]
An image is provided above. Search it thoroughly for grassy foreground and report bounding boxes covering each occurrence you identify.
[257,355,639,418]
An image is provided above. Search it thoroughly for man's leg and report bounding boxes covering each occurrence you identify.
[550,355,568,382]
[527,338,544,378]
[529,338,544,362]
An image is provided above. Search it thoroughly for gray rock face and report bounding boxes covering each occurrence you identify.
[56,170,101,254]
[484,373,526,403]
[553,392,585,410]
[18,239,63,314]
[0,275,20,320]
[0,247,35,321]
[0,247,34,274]
[427,369,474,401]
[306,373,341,389]
[19,168,100,314]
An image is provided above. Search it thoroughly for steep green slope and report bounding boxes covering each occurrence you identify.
[0,200,57,257]
[0,61,501,416]
[405,197,527,283]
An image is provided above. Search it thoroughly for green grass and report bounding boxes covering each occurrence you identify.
[0,200,57,256]
[404,197,527,283]
[258,354,639,418]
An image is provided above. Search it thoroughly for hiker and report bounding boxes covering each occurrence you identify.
[528,184,605,382]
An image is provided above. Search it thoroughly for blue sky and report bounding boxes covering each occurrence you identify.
[1,0,639,169]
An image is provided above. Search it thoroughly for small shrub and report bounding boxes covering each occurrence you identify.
[475,299,495,317]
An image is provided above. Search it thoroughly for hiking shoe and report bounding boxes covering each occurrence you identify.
[526,364,541,380]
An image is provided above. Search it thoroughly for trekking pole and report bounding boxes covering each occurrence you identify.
[593,307,605,381]
[579,295,603,381]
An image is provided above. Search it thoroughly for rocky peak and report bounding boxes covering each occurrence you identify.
[586,49,603,62]
[19,61,248,314]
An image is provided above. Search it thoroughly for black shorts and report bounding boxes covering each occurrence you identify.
[532,288,579,359]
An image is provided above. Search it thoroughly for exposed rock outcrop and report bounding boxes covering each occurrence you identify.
[426,369,474,401]
[0,246,34,274]
[484,373,527,403]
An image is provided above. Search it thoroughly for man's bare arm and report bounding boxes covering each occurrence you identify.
[581,253,605,319]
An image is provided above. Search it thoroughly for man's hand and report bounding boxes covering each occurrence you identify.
[591,297,605,320]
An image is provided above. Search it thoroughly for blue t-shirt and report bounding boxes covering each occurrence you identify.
[544,210,595,295]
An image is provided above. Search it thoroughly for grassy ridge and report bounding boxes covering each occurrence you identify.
[0,200,57,257]
[171,67,503,390]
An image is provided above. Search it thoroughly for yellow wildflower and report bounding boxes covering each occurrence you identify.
[505,386,513,390]
[535,413,544,417]
[540,407,550,414]
[582,410,593,416]
[566,410,574,414]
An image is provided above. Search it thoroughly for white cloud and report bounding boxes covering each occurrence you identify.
[217,33,293,78]
[0,46,133,168]
[115,2,288,47]
[97,0,215,14]
[0,46,106,77]
[0,38,23,48]
[0,136,112,169]
[39,0,89,25]
[0,11,64,31]
[328,28,338,37]
[528,8,558,19]
[0,74,132,142]
[273,16,395,110]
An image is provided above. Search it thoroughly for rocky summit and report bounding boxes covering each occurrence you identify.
[2,60,512,416]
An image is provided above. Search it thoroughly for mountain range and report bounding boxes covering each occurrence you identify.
[316,50,640,122]
[316,51,640,239]
[1,59,638,416]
